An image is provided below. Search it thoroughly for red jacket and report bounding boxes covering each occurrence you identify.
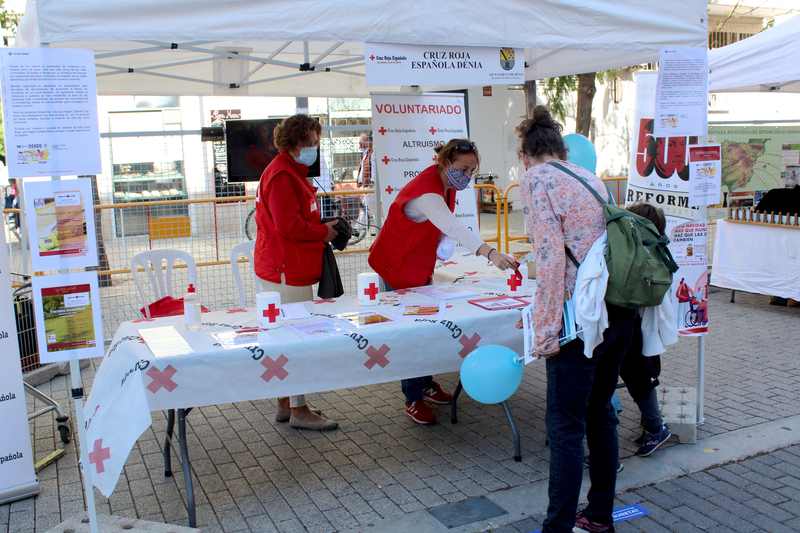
[254,151,328,286]
[369,165,454,289]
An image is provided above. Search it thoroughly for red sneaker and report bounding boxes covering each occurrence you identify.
[405,401,437,425]
[423,381,453,405]
[574,511,615,533]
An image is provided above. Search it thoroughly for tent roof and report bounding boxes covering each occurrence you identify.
[709,15,800,93]
[18,0,707,96]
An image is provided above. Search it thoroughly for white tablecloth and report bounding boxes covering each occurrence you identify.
[712,220,800,300]
[83,279,530,496]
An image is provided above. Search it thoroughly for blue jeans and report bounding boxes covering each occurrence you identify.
[542,305,637,533]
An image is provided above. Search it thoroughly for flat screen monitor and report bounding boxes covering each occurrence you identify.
[225,118,320,182]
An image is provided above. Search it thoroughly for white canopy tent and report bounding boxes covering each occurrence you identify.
[709,15,800,93]
[17,0,707,96]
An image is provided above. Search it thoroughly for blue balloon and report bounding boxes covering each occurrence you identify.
[563,133,597,173]
[460,345,523,404]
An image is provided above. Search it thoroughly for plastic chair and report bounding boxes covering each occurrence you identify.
[131,250,198,319]
[229,241,255,308]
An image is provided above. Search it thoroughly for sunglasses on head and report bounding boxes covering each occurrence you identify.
[454,141,477,153]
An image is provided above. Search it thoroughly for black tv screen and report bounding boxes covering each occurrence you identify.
[225,119,320,182]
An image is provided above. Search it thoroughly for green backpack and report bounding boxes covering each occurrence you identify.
[549,162,679,309]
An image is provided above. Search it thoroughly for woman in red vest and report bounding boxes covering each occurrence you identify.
[255,114,339,431]
[369,139,517,425]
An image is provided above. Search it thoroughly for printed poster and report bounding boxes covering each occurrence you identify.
[688,145,722,207]
[0,48,101,177]
[32,272,105,362]
[365,44,524,86]
[23,177,98,270]
[627,72,708,336]
[654,47,708,137]
[371,92,480,240]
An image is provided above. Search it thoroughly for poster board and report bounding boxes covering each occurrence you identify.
[371,92,480,239]
[0,48,101,177]
[0,227,39,504]
[31,271,105,362]
[627,72,709,336]
[22,177,98,270]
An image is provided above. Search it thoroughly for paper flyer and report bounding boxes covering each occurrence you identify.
[23,177,99,270]
[32,272,104,362]
[688,145,722,207]
[468,295,530,311]
[654,47,708,137]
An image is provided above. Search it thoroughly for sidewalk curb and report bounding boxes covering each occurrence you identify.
[355,414,800,533]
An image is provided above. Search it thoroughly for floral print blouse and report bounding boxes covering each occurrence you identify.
[520,160,608,355]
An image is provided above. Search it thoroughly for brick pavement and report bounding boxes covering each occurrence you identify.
[500,444,800,533]
[2,289,799,532]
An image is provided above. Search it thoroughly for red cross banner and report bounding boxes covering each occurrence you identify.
[371,92,480,239]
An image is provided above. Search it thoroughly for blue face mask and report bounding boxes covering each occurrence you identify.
[294,146,318,167]
[446,167,471,190]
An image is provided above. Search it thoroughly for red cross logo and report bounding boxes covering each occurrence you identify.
[507,273,522,292]
[363,282,379,301]
[369,54,376,61]
[313,298,335,304]
[385,185,395,195]
[382,155,391,165]
[378,126,387,135]
[146,365,178,393]
[261,354,289,382]
[365,344,390,369]
[459,333,481,358]
[89,438,111,474]
[263,303,280,323]
[429,126,438,135]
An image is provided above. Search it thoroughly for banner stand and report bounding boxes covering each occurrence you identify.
[697,336,705,425]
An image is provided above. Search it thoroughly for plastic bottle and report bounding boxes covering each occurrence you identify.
[184,283,201,331]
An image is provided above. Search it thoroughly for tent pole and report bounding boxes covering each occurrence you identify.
[524,80,537,118]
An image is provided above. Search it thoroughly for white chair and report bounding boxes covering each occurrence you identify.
[131,250,198,319]
[229,241,255,308]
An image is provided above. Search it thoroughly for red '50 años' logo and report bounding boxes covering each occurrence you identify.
[635,118,699,181]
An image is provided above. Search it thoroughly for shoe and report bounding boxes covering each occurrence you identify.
[584,456,624,473]
[288,412,338,431]
[422,381,453,405]
[405,401,437,425]
[636,425,672,457]
[574,510,615,532]
[275,404,322,423]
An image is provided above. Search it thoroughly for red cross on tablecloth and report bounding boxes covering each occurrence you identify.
[365,344,390,369]
[441,261,458,267]
[313,299,335,304]
[226,307,247,313]
[363,282,379,301]
[146,365,178,393]
[89,438,111,474]
[459,333,481,358]
[261,355,289,382]
[507,273,522,292]
[263,303,280,323]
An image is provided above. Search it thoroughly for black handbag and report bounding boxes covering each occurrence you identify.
[318,244,344,298]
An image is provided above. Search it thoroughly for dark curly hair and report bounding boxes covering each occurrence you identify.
[516,105,567,161]
[627,202,667,235]
[273,114,321,151]
[434,138,480,171]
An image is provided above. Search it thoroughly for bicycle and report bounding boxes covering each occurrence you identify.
[244,197,376,245]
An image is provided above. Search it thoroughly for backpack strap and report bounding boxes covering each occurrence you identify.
[565,246,580,268]
[548,161,615,205]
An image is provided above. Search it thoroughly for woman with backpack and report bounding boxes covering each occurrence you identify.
[517,106,638,533]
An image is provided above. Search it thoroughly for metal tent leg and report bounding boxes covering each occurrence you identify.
[177,409,196,528]
[450,381,464,424]
[500,401,522,462]
[163,409,175,477]
[730,289,736,303]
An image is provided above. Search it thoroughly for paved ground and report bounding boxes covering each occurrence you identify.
[3,289,800,533]
[501,444,800,533]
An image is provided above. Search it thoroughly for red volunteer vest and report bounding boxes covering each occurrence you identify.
[369,165,455,289]
[254,151,325,286]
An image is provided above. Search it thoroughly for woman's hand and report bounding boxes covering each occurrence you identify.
[488,249,518,271]
[324,220,339,242]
